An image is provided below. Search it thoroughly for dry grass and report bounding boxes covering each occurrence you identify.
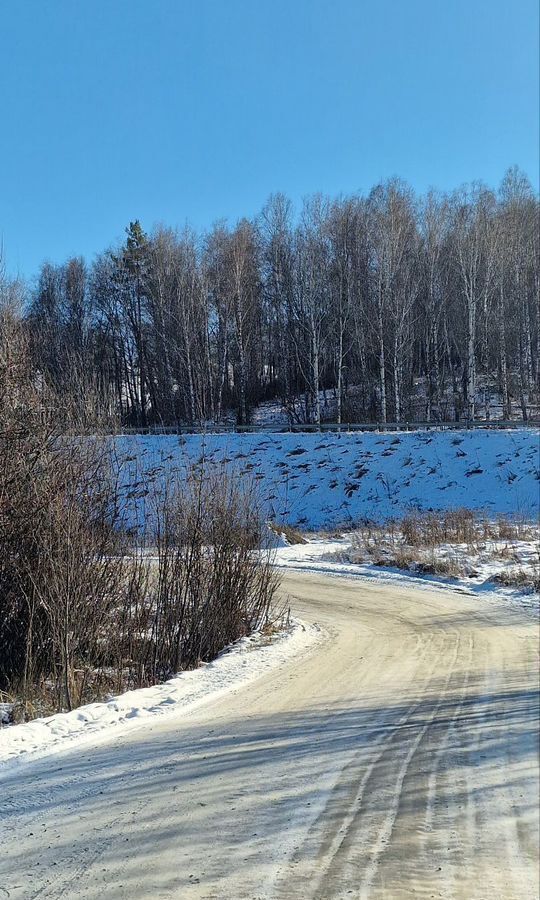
[327,509,538,589]
[490,568,540,592]
[269,522,307,545]
[399,509,535,548]
[360,548,464,578]
[352,510,536,553]
[491,545,522,562]
[414,557,464,578]
[314,527,347,540]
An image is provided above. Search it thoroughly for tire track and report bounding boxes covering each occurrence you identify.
[272,629,454,898]
[323,630,463,899]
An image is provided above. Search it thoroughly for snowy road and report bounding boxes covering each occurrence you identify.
[1,572,539,899]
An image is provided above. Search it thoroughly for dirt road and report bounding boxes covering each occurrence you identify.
[1,573,539,899]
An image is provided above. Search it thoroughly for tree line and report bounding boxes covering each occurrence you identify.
[7,165,540,427]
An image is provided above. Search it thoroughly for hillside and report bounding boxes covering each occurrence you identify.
[115,428,540,531]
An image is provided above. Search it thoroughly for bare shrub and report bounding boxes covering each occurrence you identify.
[0,309,278,719]
[133,471,278,680]
[0,311,132,708]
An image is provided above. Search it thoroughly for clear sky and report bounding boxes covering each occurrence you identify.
[1,0,538,278]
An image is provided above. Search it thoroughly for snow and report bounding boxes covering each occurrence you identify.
[114,428,540,531]
[0,618,322,768]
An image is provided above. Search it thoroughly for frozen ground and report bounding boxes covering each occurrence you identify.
[114,428,539,531]
[0,619,321,767]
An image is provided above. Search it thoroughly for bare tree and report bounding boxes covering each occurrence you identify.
[15,174,540,427]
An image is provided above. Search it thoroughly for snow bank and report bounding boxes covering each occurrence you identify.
[114,428,539,530]
[0,619,322,768]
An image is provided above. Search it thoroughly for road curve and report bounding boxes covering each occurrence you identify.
[1,573,539,899]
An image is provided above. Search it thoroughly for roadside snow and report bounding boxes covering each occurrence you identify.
[114,428,540,531]
[0,618,322,768]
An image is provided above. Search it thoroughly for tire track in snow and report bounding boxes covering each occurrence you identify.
[272,629,446,898]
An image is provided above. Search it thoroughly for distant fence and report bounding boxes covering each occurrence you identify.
[114,420,540,436]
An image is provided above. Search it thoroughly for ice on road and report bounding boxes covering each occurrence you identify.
[1,573,538,899]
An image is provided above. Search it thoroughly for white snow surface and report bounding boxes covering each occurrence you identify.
[115,428,539,531]
[0,619,321,768]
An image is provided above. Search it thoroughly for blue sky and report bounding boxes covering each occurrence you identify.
[1,0,538,278]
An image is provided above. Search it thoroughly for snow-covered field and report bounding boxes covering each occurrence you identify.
[0,619,321,767]
[115,428,539,530]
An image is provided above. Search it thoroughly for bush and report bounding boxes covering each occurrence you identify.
[134,471,278,679]
[0,310,134,707]
[0,310,278,718]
